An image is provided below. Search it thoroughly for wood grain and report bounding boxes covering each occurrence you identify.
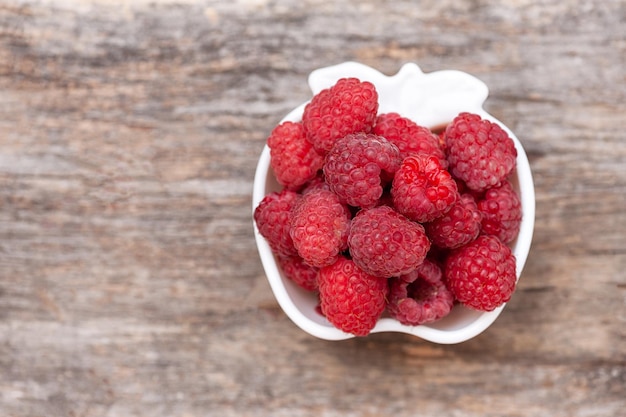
[0,0,624,416]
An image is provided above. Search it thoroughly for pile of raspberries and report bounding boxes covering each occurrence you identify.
[254,77,522,336]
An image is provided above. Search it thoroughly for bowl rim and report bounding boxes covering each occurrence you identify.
[252,62,535,344]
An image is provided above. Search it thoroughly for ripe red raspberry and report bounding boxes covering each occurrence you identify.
[278,255,319,292]
[267,121,325,190]
[478,180,522,244]
[425,193,482,249]
[318,256,388,336]
[444,112,517,192]
[444,235,517,311]
[323,133,401,209]
[387,259,454,326]
[253,189,299,258]
[290,189,351,268]
[373,112,447,167]
[348,206,430,278]
[302,78,379,154]
[391,154,459,223]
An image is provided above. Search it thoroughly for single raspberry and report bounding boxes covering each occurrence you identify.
[373,112,447,166]
[267,121,324,189]
[302,78,379,154]
[478,180,522,244]
[425,193,482,249]
[391,154,459,223]
[387,259,454,326]
[253,189,299,258]
[323,133,401,209]
[444,235,517,311]
[278,255,319,292]
[290,189,351,268]
[444,112,517,192]
[318,256,388,336]
[348,206,430,278]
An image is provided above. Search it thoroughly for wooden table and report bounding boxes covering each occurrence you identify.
[1,1,624,416]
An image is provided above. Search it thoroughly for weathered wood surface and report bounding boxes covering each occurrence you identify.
[0,0,624,416]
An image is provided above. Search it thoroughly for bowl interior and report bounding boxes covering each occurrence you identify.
[252,63,535,343]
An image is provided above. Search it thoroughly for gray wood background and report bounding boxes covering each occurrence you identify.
[0,0,624,416]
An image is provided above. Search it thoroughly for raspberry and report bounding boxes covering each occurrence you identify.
[444,112,517,192]
[348,206,430,278]
[387,259,454,326]
[267,121,325,189]
[323,133,401,209]
[302,78,379,154]
[425,193,482,249]
[253,189,299,258]
[478,180,522,244]
[373,112,447,166]
[318,256,388,336]
[290,189,351,268]
[444,235,517,311]
[278,255,319,292]
[391,154,459,223]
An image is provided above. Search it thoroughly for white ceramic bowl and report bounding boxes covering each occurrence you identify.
[253,62,535,344]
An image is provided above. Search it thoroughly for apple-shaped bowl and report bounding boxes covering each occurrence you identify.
[252,62,535,344]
